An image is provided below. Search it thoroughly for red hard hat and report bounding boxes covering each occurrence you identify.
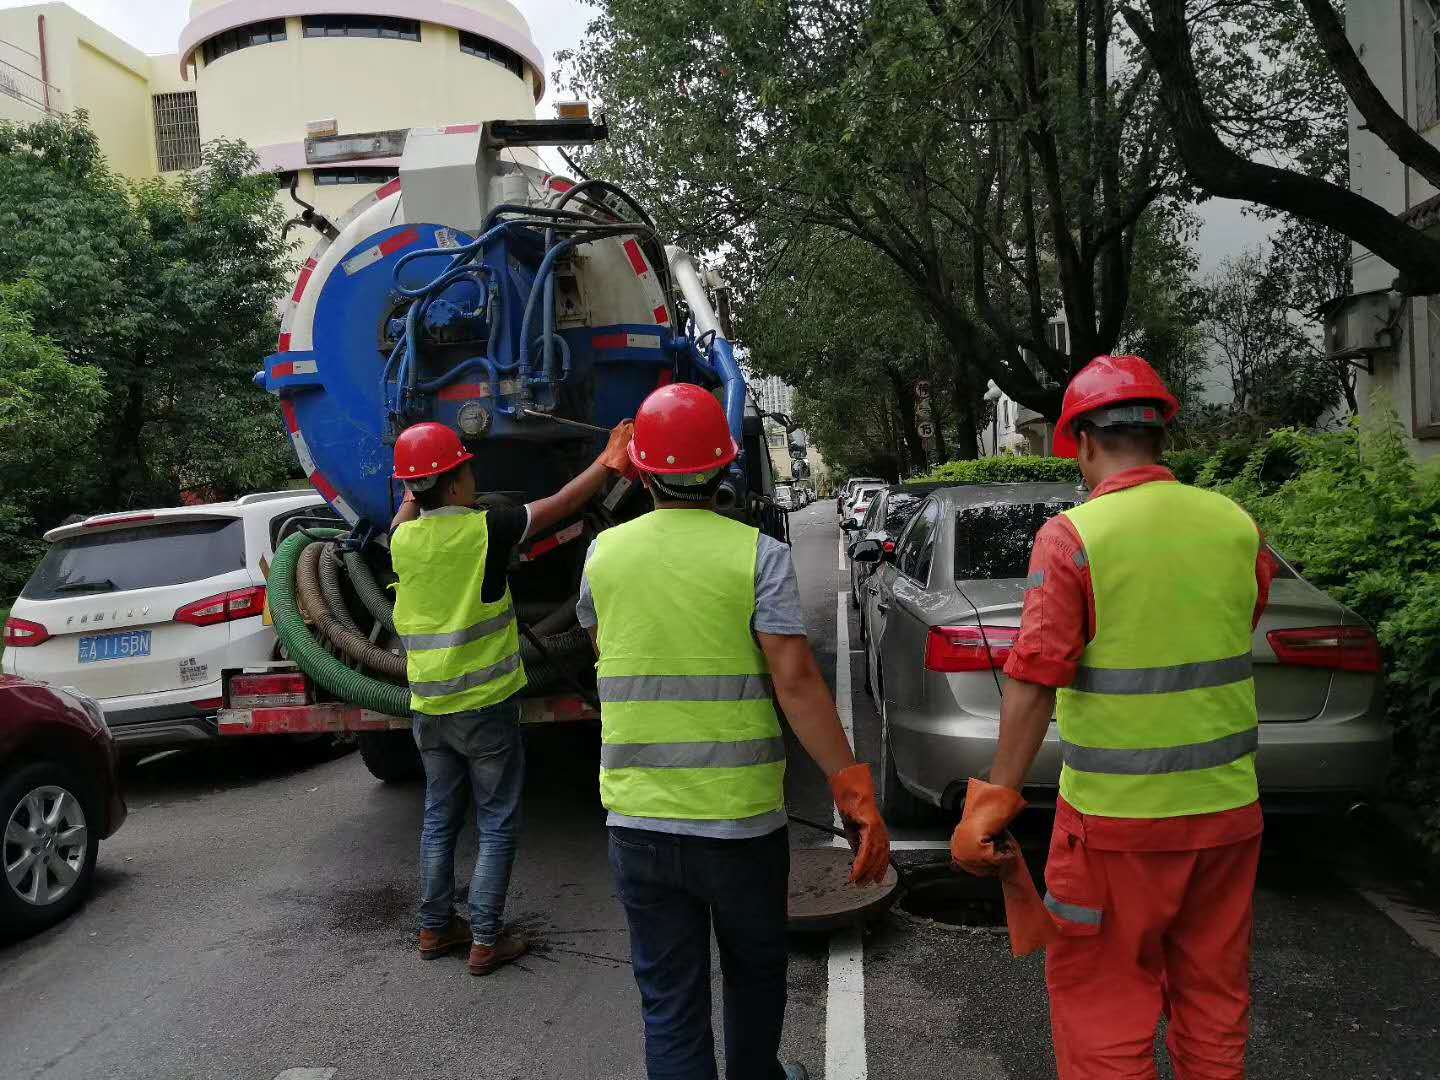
[392,422,473,481]
[1052,355,1179,458]
[628,383,738,475]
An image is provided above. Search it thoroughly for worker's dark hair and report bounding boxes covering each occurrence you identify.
[1073,417,1166,460]
[411,467,465,511]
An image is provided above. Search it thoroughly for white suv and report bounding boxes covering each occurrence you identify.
[3,492,339,751]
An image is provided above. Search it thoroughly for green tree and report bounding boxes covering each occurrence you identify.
[0,113,296,523]
[0,282,107,597]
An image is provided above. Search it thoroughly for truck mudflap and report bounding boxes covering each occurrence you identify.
[217,694,597,735]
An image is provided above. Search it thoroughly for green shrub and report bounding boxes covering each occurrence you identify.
[920,456,1080,484]
[1203,410,1440,850]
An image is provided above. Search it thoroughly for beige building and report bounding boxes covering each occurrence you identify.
[0,0,545,218]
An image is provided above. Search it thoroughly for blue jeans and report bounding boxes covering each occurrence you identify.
[413,699,524,945]
[609,826,790,1080]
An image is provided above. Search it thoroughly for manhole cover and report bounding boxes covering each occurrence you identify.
[897,866,1005,928]
[787,846,899,933]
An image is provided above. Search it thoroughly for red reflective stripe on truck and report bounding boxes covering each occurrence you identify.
[438,383,487,401]
[623,239,648,276]
[272,361,295,378]
[277,332,292,353]
[444,124,482,135]
[592,333,628,350]
[652,304,670,325]
[375,178,402,200]
[281,399,299,434]
[291,258,316,302]
[310,471,339,501]
[379,228,421,257]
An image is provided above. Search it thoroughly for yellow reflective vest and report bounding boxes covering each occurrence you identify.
[391,509,527,715]
[585,510,785,821]
[1056,482,1261,818]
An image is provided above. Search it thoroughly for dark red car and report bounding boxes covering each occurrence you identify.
[1,676,126,938]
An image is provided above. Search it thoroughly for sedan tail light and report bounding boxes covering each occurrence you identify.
[925,625,1020,672]
[3,616,51,648]
[1267,625,1381,674]
[228,673,310,708]
[882,540,896,555]
[174,586,266,627]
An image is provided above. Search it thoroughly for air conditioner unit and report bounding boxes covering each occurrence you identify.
[1320,289,1402,365]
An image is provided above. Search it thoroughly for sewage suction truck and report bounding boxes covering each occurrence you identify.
[215,115,786,781]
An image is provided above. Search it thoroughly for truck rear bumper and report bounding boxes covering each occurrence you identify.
[217,695,598,735]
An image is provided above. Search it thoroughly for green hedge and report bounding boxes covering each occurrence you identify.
[919,455,1081,484]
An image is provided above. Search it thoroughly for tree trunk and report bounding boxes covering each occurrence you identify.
[886,368,928,474]
[949,370,981,460]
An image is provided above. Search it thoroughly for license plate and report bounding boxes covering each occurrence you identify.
[78,630,152,664]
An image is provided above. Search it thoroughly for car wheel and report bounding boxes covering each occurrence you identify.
[0,761,100,939]
[878,690,937,828]
[357,730,424,783]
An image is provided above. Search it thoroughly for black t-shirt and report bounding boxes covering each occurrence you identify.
[479,505,530,603]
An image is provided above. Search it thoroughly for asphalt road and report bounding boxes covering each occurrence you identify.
[3,501,1440,1079]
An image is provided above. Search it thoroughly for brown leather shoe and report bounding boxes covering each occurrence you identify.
[418,917,471,960]
[467,932,528,976]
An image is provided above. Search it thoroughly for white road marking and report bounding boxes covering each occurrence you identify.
[1355,885,1440,960]
[826,589,868,1080]
[838,534,846,571]
[274,1070,336,1080]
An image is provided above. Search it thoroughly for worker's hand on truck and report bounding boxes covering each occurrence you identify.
[600,420,636,472]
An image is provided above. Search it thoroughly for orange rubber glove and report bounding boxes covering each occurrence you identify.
[950,777,1026,876]
[829,764,892,886]
[951,778,1058,957]
[600,420,635,471]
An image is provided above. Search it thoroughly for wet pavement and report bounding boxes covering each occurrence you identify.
[2,500,1438,1079]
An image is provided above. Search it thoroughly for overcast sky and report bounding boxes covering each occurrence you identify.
[2,0,1264,271]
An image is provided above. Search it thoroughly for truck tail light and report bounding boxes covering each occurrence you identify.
[174,586,267,627]
[925,625,1020,672]
[1267,625,1381,674]
[3,616,51,648]
[228,673,310,709]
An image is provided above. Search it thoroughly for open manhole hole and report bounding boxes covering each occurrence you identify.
[896,866,1005,928]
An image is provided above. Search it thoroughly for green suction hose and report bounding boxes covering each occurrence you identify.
[269,529,411,717]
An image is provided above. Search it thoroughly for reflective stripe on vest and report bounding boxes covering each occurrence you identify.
[1056,482,1260,818]
[586,510,785,823]
[390,509,527,715]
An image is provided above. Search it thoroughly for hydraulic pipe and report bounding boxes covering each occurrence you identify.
[666,246,745,451]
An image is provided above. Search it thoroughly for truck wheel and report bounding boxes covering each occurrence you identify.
[878,694,937,828]
[357,731,423,783]
[1,761,100,940]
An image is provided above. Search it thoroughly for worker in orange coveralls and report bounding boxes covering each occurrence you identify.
[951,355,1274,1080]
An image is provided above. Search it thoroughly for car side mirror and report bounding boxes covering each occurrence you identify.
[839,519,859,531]
[850,538,883,563]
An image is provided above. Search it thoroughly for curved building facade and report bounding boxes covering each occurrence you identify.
[177,0,545,216]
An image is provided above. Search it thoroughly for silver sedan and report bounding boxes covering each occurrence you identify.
[854,484,1392,824]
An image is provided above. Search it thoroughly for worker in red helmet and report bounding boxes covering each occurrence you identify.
[389,419,633,976]
[950,355,1275,1079]
[575,383,890,1080]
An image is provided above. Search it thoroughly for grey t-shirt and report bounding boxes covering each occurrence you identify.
[576,527,807,839]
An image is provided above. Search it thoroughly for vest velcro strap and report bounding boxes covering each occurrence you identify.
[598,673,774,703]
[401,608,515,652]
[411,651,523,698]
[601,736,786,770]
[1071,653,1252,695]
[1062,727,1258,776]
[1044,891,1102,926]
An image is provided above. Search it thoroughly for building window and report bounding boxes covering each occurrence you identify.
[459,31,525,78]
[152,91,201,172]
[1417,1,1440,129]
[302,15,421,41]
[200,19,287,65]
[315,167,401,186]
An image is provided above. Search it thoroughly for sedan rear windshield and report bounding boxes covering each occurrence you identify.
[22,519,246,599]
[954,503,1076,581]
[883,493,925,535]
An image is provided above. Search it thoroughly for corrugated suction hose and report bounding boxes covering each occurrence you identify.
[268,529,411,717]
[342,547,397,635]
[318,542,365,637]
[297,542,409,681]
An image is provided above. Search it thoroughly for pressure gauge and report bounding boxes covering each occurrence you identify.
[457,401,491,437]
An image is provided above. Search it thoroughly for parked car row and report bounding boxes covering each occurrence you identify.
[844,482,1392,825]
